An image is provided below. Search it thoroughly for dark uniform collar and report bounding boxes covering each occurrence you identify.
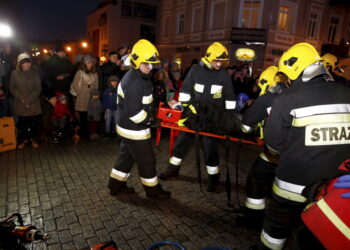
[131,67,152,80]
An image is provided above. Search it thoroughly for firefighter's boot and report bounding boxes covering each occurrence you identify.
[144,184,171,200]
[235,208,265,232]
[207,173,220,192]
[159,164,180,180]
[108,178,135,196]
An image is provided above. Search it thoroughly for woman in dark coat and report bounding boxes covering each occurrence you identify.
[9,53,42,149]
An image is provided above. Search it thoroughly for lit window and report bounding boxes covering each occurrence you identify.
[242,0,262,28]
[278,6,290,32]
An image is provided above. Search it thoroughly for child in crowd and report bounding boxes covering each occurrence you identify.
[51,93,73,143]
[102,75,119,139]
[87,88,103,140]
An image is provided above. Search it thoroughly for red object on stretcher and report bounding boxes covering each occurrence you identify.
[155,103,263,156]
[301,160,350,250]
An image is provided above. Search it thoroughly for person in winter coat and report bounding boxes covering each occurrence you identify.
[9,53,42,149]
[87,88,103,140]
[101,51,122,91]
[41,43,73,94]
[51,93,73,143]
[102,75,119,139]
[70,55,99,137]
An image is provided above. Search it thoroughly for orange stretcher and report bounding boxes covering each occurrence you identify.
[155,105,264,156]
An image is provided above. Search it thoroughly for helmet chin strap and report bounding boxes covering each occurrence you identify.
[302,61,333,82]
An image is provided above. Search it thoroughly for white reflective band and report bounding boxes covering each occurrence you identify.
[110,169,130,181]
[293,114,350,127]
[142,94,153,104]
[194,83,204,93]
[141,176,159,187]
[210,85,223,94]
[245,198,265,210]
[116,125,151,140]
[169,156,182,166]
[290,104,350,118]
[261,230,287,250]
[241,124,252,133]
[129,109,147,123]
[117,84,124,98]
[225,100,236,110]
[179,92,191,102]
[267,107,271,115]
[275,177,305,194]
[246,197,265,205]
[206,166,220,175]
[317,198,350,241]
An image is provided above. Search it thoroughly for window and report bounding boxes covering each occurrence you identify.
[278,6,290,32]
[177,14,185,34]
[211,1,226,29]
[242,0,262,28]
[307,13,318,39]
[192,8,202,32]
[163,16,170,37]
[328,17,339,43]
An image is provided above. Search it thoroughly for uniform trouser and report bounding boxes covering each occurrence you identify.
[109,138,158,189]
[170,132,220,175]
[245,156,277,210]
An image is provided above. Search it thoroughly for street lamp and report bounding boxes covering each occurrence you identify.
[82,42,88,48]
[43,49,48,54]
[0,23,12,38]
[66,46,72,52]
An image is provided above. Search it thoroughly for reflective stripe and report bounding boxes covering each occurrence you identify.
[245,198,265,210]
[210,85,223,94]
[225,100,236,110]
[110,169,130,182]
[194,83,204,93]
[292,113,350,127]
[179,92,191,102]
[117,84,124,98]
[241,124,252,133]
[141,176,159,187]
[116,125,151,140]
[290,104,350,118]
[142,94,153,104]
[206,166,220,175]
[317,198,350,241]
[275,177,305,194]
[267,107,271,114]
[272,183,307,203]
[129,109,147,123]
[261,230,287,250]
[169,156,182,166]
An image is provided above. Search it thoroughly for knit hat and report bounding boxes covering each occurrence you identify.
[17,53,31,64]
[108,75,119,83]
[90,88,100,96]
[83,54,96,64]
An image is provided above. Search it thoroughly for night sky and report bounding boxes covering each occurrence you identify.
[18,0,101,41]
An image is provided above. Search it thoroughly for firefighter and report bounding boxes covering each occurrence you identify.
[235,66,288,231]
[321,53,349,87]
[107,39,171,200]
[259,43,350,249]
[159,42,236,192]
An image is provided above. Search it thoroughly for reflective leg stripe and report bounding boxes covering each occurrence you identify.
[245,197,265,210]
[110,169,130,182]
[317,198,350,241]
[260,230,287,250]
[169,156,182,166]
[273,178,307,203]
[141,176,159,187]
[206,166,220,175]
[259,152,278,164]
[241,124,253,133]
[116,125,151,140]
[259,152,271,162]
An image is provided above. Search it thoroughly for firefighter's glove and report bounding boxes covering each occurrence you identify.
[334,175,350,198]
[149,117,162,128]
[177,104,197,127]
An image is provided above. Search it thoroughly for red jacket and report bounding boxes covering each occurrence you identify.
[52,102,72,119]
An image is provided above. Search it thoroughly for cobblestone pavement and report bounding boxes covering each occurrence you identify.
[0,134,263,250]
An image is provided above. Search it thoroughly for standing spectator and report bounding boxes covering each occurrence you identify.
[172,71,183,101]
[102,51,122,91]
[152,70,167,109]
[70,55,99,138]
[102,75,119,139]
[9,53,42,149]
[87,88,103,140]
[51,93,72,143]
[41,43,73,94]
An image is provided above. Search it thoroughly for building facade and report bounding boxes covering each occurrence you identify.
[157,0,350,73]
[87,0,159,58]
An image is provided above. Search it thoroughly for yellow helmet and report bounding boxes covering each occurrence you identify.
[258,66,278,96]
[321,53,337,71]
[201,42,229,67]
[130,39,160,69]
[278,43,322,80]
